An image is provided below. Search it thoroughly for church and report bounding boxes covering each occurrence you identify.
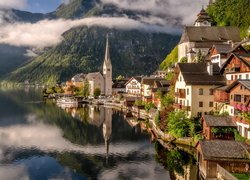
[70,35,113,96]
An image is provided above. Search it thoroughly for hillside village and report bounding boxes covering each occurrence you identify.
[42,7,250,179]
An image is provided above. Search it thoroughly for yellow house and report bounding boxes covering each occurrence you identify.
[174,63,226,117]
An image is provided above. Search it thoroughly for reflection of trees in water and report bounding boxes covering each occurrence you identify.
[154,142,197,179]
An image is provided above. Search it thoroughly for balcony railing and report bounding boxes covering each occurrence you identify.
[173,103,191,111]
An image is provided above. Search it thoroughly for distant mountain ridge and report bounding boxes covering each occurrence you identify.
[2,0,180,84]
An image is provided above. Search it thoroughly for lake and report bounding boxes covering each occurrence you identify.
[0,88,197,180]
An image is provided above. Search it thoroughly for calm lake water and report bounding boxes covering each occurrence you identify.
[0,88,197,180]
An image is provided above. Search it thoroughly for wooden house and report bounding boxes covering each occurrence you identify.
[196,140,250,179]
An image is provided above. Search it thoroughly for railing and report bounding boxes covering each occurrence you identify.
[217,164,237,180]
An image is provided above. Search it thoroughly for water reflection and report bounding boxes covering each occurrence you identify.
[0,89,176,179]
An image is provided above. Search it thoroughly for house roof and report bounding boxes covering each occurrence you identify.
[203,115,236,127]
[125,76,142,85]
[112,79,128,89]
[220,53,250,73]
[142,77,165,86]
[177,63,226,86]
[179,26,241,44]
[226,80,250,92]
[71,73,86,82]
[198,140,250,161]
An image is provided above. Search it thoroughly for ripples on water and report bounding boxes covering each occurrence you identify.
[0,89,197,180]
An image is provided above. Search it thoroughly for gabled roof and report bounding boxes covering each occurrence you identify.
[220,53,250,73]
[179,26,241,44]
[202,115,236,127]
[112,79,129,89]
[142,77,165,86]
[71,73,86,82]
[226,80,250,92]
[177,63,226,86]
[198,140,250,161]
[125,76,142,85]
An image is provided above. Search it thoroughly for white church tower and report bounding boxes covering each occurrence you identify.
[103,35,113,96]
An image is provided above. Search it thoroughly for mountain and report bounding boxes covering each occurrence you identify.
[3,0,180,84]
[6,27,179,84]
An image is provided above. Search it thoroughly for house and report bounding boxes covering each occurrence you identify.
[152,79,170,109]
[178,26,241,62]
[225,80,250,139]
[141,77,161,103]
[71,73,86,88]
[173,63,226,117]
[206,43,248,67]
[178,8,241,62]
[125,76,142,96]
[112,79,128,95]
[196,140,250,179]
[151,70,167,78]
[220,53,250,85]
[201,115,236,140]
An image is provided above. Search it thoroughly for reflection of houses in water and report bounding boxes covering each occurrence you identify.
[103,108,112,162]
[88,106,104,127]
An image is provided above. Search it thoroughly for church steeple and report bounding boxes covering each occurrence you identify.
[103,34,112,96]
[194,7,213,27]
[104,34,111,63]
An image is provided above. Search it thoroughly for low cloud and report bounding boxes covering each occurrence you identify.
[101,0,209,25]
[0,17,180,48]
[0,0,27,10]
[0,165,29,180]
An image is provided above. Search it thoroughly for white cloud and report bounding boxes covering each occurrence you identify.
[0,17,179,48]
[100,0,209,25]
[0,0,27,10]
[0,164,29,180]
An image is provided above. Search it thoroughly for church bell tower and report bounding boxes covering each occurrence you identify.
[103,35,112,96]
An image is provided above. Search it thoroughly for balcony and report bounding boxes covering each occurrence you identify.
[175,89,186,98]
[173,103,191,111]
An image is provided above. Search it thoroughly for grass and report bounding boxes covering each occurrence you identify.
[233,173,250,180]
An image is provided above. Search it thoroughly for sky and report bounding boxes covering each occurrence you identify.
[26,0,62,13]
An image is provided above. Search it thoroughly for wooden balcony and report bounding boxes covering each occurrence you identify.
[175,89,186,98]
[173,103,191,111]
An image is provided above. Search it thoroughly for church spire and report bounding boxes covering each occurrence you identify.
[104,34,110,62]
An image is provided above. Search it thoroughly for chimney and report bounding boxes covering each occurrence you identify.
[207,62,213,76]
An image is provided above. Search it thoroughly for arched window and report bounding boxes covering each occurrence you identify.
[199,88,203,95]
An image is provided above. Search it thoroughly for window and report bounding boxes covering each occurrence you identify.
[239,75,242,79]
[235,75,237,79]
[209,102,213,107]
[209,89,214,95]
[187,100,189,106]
[246,74,249,79]
[231,95,233,100]
[199,101,203,107]
[231,75,233,80]
[234,94,241,102]
[199,88,203,95]
[187,88,189,95]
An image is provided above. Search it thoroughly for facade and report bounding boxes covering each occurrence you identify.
[151,70,167,78]
[207,43,248,67]
[174,63,226,117]
[151,79,170,109]
[220,53,250,85]
[226,80,250,139]
[86,72,104,96]
[125,77,142,96]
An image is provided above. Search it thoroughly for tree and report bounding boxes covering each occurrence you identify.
[197,49,204,63]
[167,111,190,138]
[94,88,101,98]
[116,75,125,80]
[180,57,188,63]
[83,79,90,98]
